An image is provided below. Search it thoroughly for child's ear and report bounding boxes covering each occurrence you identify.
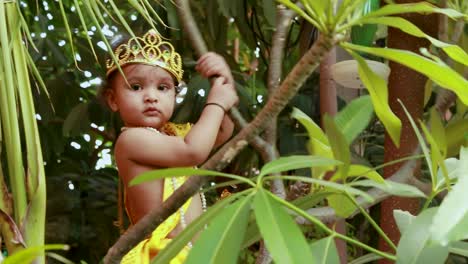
[105,89,119,112]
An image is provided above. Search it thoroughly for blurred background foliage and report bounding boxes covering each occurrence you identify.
[15,0,393,262]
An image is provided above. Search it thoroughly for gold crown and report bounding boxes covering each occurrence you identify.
[106,30,183,82]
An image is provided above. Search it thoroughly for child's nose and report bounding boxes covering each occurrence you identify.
[144,88,159,102]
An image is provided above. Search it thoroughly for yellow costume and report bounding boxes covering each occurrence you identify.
[122,122,193,264]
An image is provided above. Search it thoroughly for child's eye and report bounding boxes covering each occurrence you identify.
[158,84,170,91]
[130,84,142,91]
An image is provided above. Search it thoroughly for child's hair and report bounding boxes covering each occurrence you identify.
[97,30,184,108]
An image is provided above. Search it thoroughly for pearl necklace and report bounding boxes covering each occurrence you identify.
[122,126,208,246]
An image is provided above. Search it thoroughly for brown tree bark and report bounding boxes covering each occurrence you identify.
[379,1,438,262]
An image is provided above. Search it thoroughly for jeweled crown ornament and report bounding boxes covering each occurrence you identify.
[106,30,183,82]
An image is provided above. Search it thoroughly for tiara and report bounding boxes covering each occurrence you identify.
[106,30,183,82]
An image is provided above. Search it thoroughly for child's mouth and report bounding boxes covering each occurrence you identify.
[144,107,161,115]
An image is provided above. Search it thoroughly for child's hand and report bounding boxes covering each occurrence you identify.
[206,77,238,111]
[196,52,234,85]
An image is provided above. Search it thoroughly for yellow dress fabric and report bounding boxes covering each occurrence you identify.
[122,122,193,264]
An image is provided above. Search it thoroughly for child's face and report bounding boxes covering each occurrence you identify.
[107,64,176,129]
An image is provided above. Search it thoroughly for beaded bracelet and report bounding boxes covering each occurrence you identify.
[204,102,227,113]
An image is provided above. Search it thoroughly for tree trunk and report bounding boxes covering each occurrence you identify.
[379,0,438,262]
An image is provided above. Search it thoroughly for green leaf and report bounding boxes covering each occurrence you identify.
[346,164,385,183]
[291,107,335,178]
[350,180,426,198]
[430,147,468,245]
[361,2,467,20]
[259,155,342,177]
[343,43,468,106]
[398,101,436,188]
[254,189,315,264]
[153,190,252,264]
[396,208,448,264]
[449,241,468,257]
[4,244,69,264]
[348,253,383,264]
[310,236,340,264]
[130,167,255,187]
[327,192,357,218]
[185,194,253,264]
[420,121,448,191]
[346,50,402,146]
[430,108,446,157]
[356,16,468,67]
[323,114,350,180]
[291,107,328,145]
[393,210,415,234]
[435,158,459,190]
[335,95,374,144]
[445,118,468,157]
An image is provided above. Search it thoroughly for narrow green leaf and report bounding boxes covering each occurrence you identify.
[346,164,385,183]
[350,180,426,198]
[130,167,255,187]
[396,208,448,264]
[348,253,383,264]
[346,50,402,146]
[310,236,340,264]
[57,0,80,70]
[185,194,253,264]
[449,241,468,257]
[323,114,350,180]
[430,147,468,245]
[445,119,468,157]
[335,95,374,144]
[430,108,446,157]
[73,0,98,61]
[153,190,252,264]
[343,43,468,105]
[435,158,459,190]
[361,2,467,20]
[393,210,415,234]
[259,155,342,177]
[254,189,315,264]
[420,121,449,191]
[356,16,468,67]
[4,244,69,264]
[398,101,436,188]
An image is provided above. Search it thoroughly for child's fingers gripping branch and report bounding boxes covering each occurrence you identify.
[196,52,234,85]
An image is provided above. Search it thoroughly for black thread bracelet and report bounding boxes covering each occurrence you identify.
[204,102,227,113]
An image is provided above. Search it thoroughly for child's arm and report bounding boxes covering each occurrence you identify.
[214,115,234,148]
[196,52,237,148]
